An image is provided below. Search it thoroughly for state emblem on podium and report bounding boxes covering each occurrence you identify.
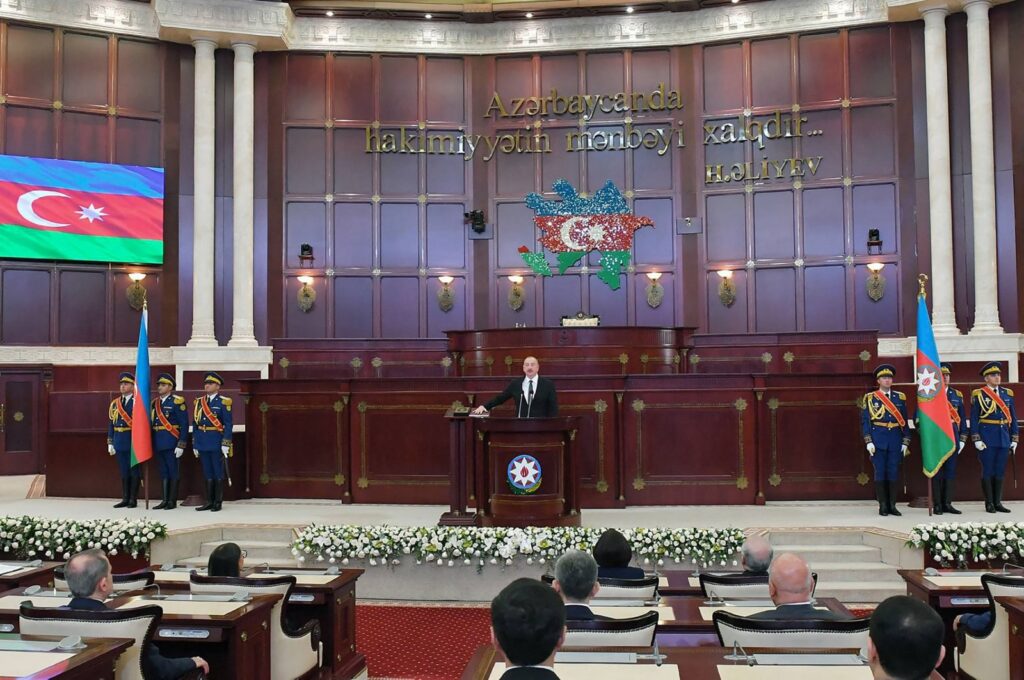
[507,454,542,495]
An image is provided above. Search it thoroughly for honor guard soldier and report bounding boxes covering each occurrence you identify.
[862,364,911,516]
[107,372,141,508]
[972,361,1019,513]
[151,373,190,510]
[193,372,232,512]
[932,363,968,515]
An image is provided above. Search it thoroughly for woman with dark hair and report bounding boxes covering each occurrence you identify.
[592,529,645,579]
[207,542,244,577]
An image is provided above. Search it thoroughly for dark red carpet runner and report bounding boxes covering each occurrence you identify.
[356,603,492,680]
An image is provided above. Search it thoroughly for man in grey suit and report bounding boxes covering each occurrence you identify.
[748,553,849,621]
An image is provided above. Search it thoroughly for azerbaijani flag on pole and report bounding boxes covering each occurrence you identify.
[0,154,163,264]
[130,305,154,467]
[917,289,956,478]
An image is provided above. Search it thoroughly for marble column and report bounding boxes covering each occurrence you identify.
[922,7,958,335]
[965,0,1002,334]
[228,42,258,346]
[187,39,218,347]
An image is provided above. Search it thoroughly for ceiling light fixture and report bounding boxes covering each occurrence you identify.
[525,12,534,18]
[326,10,334,16]
[625,6,635,13]
[425,13,432,19]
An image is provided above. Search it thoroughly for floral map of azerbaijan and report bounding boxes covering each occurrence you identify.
[519,179,654,290]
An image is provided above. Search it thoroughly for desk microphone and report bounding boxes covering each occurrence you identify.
[923,567,940,576]
[325,566,339,576]
[27,560,42,568]
[652,638,664,667]
[723,641,752,663]
[703,591,724,607]
[140,583,163,599]
[252,562,271,574]
[23,585,41,595]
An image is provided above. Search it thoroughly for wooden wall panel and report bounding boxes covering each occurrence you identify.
[6,25,54,100]
[57,270,106,344]
[61,32,108,107]
[1,269,51,344]
[116,40,162,113]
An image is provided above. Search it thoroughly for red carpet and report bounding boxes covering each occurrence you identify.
[357,604,492,680]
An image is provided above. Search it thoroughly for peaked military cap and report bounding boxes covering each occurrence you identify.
[156,373,176,388]
[940,362,952,375]
[203,371,224,385]
[118,372,135,384]
[981,361,1003,377]
[873,364,896,380]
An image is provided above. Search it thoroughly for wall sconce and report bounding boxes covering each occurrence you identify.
[508,275,525,312]
[297,275,316,313]
[645,272,664,308]
[437,276,455,313]
[866,262,886,302]
[716,270,736,307]
[126,272,147,311]
[298,243,314,267]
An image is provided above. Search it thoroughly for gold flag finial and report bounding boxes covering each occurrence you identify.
[918,274,928,298]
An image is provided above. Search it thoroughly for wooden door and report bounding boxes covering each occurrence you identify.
[0,372,41,475]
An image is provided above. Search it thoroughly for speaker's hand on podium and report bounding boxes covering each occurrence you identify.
[472,405,488,416]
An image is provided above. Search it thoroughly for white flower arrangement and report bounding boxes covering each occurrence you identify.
[908,522,1024,567]
[292,525,745,570]
[0,516,167,561]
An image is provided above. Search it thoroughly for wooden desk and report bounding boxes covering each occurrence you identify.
[151,568,367,680]
[460,645,870,680]
[0,633,132,680]
[0,562,60,591]
[0,589,277,680]
[998,597,1024,680]
[899,569,994,675]
[588,595,850,646]
[657,570,701,597]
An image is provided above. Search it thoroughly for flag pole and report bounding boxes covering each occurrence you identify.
[142,298,150,511]
[920,274,932,517]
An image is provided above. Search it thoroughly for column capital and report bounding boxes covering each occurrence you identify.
[962,0,992,14]
[919,5,949,20]
[191,37,218,53]
[231,41,258,59]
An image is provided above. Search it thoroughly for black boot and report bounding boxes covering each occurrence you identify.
[126,478,140,508]
[943,479,961,514]
[154,480,169,510]
[887,482,902,516]
[113,478,130,508]
[932,477,943,515]
[875,482,889,516]
[196,480,215,511]
[994,478,1011,513]
[165,480,179,510]
[211,480,223,512]
[982,478,996,513]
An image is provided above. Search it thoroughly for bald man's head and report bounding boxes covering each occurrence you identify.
[767,553,813,605]
[741,536,773,574]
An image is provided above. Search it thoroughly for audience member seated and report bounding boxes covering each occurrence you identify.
[740,536,773,575]
[868,595,944,680]
[491,578,566,680]
[207,542,244,577]
[552,550,605,621]
[592,529,645,580]
[748,552,848,621]
[63,548,209,680]
[955,602,993,635]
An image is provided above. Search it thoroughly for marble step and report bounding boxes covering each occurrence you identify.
[770,544,882,563]
[814,581,906,605]
[198,539,296,560]
[809,561,904,583]
[767,530,868,546]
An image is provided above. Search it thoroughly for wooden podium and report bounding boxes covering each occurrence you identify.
[440,410,581,527]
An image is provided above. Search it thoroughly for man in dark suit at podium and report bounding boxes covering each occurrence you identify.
[473,356,558,418]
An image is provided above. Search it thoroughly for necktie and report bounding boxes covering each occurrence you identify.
[528,380,534,403]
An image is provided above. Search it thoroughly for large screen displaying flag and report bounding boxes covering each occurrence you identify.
[0,154,163,264]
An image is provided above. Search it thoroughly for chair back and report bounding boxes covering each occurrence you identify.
[713,610,870,649]
[19,602,161,680]
[190,574,319,679]
[563,611,659,647]
[596,576,659,600]
[957,573,1024,680]
[699,573,769,599]
[54,567,155,594]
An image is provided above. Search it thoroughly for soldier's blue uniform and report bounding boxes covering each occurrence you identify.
[862,364,911,516]
[107,372,141,508]
[972,361,1019,513]
[932,363,968,515]
[151,373,190,510]
[193,372,232,512]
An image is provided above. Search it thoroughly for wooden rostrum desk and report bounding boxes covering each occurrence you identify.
[0,633,134,680]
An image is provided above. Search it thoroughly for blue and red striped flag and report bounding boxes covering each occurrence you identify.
[916,293,956,477]
[130,307,154,467]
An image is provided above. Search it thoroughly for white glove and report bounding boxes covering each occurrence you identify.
[958,440,966,453]
[174,447,184,459]
[866,443,876,455]
[975,441,987,451]
[221,445,230,458]
[901,445,910,457]
[1013,442,1019,454]
[907,420,916,430]
[107,444,116,456]
[193,450,200,459]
